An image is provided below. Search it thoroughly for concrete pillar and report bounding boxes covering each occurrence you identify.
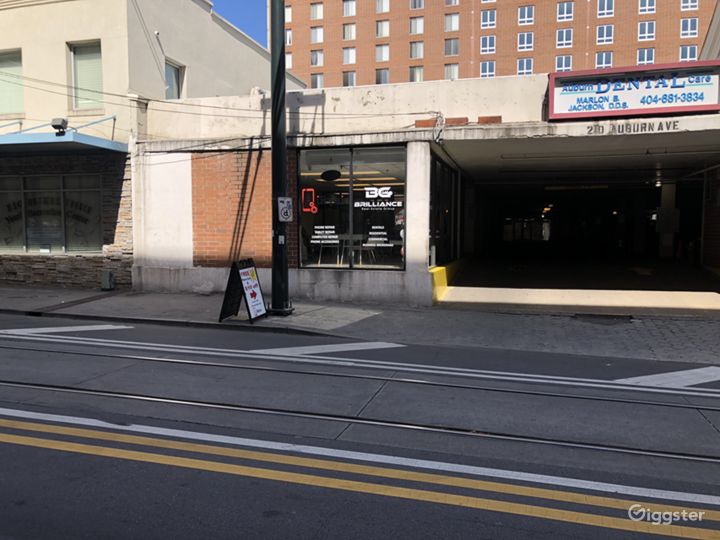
[405,141,433,304]
[658,183,677,259]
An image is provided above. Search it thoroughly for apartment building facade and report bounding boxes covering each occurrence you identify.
[284,0,718,88]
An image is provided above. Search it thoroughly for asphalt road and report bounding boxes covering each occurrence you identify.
[0,313,717,539]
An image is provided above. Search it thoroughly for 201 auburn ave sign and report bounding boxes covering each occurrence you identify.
[548,61,720,120]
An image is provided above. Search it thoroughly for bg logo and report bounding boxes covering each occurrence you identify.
[364,187,393,199]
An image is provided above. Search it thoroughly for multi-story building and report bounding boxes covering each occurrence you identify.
[284,0,718,88]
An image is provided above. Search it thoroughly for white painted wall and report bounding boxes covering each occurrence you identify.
[146,75,549,140]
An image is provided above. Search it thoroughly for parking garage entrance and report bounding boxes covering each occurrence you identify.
[434,126,720,309]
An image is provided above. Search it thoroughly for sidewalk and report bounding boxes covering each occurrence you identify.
[0,284,718,364]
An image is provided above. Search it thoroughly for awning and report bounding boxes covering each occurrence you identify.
[0,131,128,154]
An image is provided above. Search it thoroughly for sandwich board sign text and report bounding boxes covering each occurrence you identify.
[218,259,268,323]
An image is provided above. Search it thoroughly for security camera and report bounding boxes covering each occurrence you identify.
[51,118,68,136]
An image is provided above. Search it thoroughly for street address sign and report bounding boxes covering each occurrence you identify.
[548,61,720,121]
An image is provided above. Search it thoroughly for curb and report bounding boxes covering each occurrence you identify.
[0,308,340,338]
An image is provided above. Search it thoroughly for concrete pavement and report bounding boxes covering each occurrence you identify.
[0,284,718,364]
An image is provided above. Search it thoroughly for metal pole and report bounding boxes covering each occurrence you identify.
[269,0,292,315]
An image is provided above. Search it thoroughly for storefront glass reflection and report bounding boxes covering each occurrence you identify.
[299,146,406,270]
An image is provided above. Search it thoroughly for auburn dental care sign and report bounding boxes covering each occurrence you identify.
[548,62,720,120]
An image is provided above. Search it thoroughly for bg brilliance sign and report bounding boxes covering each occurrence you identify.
[548,62,720,120]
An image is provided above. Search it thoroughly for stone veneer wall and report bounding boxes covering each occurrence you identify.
[0,152,133,288]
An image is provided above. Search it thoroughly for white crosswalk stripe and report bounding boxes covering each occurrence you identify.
[0,325,133,335]
[249,342,405,356]
[615,367,720,388]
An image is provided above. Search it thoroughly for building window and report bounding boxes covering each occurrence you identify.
[311,73,324,88]
[597,24,614,44]
[557,1,574,21]
[598,0,614,17]
[681,18,699,38]
[376,44,390,62]
[445,38,460,55]
[410,41,424,58]
[595,51,613,68]
[343,47,356,64]
[518,32,534,51]
[446,0,459,5]
[481,0,495,3]
[517,58,533,75]
[481,9,496,28]
[480,60,495,77]
[343,0,356,17]
[376,0,390,13]
[299,147,406,270]
[376,20,390,38]
[480,35,496,54]
[343,23,356,40]
[410,0,424,9]
[637,47,654,64]
[310,3,323,20]
[555,55,572,71]
[285,29,293,45]
[286,53,293,69]
[444,64,459,80]
[0,175,103,253]
[343,71,356,86]
[310,50,324,67]
[445,13,460,31]
[71,42,103,109]
[410,16,424,34]
[556,28,573,48]
[409,66,424,81]
[680,44,698,61]
[310,27,324,44]
[376,68,390,84]
[0,51,23,115]
[639,0,655,14]
[681,0,698,10]
[638,20,655,41]
[164,62,183,99]
[285,6,292,22]
[518,5,534,25]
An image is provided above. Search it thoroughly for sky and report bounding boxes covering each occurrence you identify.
[213,0,268,47]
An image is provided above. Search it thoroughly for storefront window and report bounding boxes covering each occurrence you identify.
[0,175,102,253]
[299,146,406,269]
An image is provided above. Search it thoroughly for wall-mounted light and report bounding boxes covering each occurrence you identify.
[51,118,68,136]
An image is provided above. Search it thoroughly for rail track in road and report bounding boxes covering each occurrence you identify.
[0,376,719,465]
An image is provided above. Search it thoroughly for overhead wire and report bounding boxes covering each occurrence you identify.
[0,71,439,119]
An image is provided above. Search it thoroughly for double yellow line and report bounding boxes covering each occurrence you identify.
[0,418,717,538]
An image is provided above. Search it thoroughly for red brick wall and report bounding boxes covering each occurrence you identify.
[704,173,720,266]
[0,152,133,288]
[192,150,299,269]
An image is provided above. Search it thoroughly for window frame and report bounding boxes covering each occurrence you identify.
[557,1,574,21]
[518,5,535,25]
[556,28,573,48]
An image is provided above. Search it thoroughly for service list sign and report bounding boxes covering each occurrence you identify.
[549,63,720,120]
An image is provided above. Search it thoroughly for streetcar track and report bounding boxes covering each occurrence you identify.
[0,378,718,464]
[1,342,720,412]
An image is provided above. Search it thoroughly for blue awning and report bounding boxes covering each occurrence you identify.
[0,131,128,154]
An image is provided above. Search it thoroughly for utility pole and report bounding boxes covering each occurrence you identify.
[269,0,293,315]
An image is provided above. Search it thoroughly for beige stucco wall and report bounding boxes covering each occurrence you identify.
[145,75,549,140]
[0,0,131,141]
[127,0,304,102]
[0,0,304,143]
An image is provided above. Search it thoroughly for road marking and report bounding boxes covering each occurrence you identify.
[0,407,717,507]
[3,331,720,400]
[0,325,132,336]
[249,342,405,356]
[615,367,720,388]
[1,417,718,521]
[0,432,714,538]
